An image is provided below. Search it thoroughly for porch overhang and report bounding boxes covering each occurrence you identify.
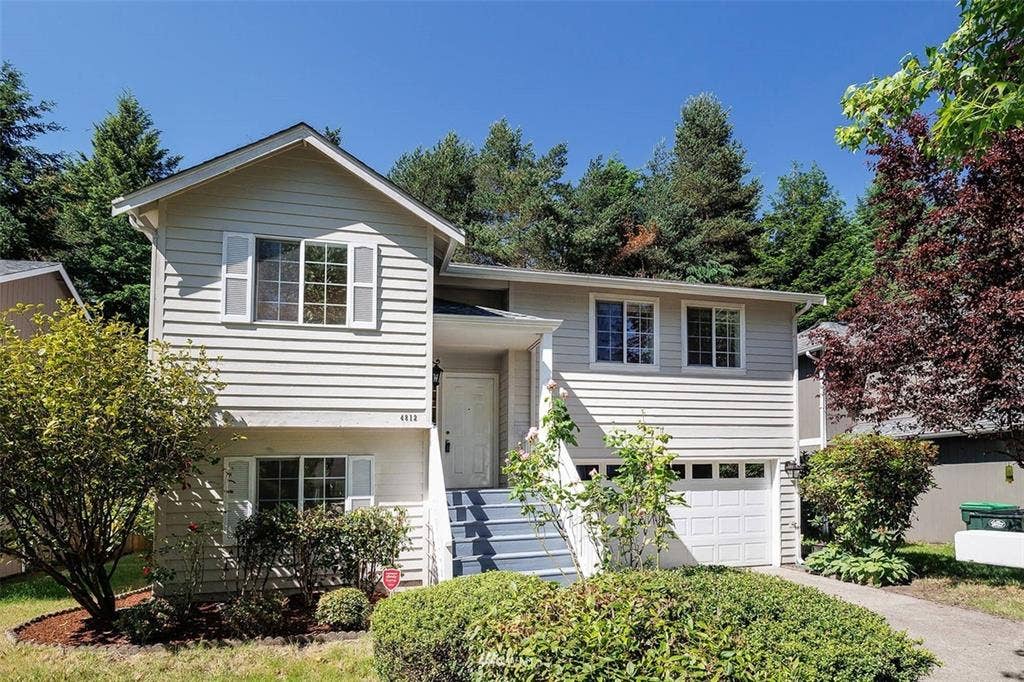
[433,312,562,351]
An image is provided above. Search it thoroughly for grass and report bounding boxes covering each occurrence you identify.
[892,542,1024,621]
[0,554,377,681]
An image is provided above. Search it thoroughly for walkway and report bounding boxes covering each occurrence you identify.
[755,566,1024,681]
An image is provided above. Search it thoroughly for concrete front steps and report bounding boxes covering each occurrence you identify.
[447,488,578,585]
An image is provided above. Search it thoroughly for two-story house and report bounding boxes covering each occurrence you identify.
[112,123,824,593]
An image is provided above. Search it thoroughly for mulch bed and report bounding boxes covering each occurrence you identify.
[15,589,363,648]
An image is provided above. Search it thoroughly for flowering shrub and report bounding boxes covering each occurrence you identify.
[336,506,411,598]
[504,382,684,572]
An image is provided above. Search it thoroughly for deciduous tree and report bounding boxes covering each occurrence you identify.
[0,302,221,622]
[814,117,1024,467]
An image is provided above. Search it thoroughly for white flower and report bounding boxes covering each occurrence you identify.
[559,387,569,400]
[526,426,540,442]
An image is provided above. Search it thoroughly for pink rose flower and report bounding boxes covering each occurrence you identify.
[559,387,569,400]
[546,379,558,391]
[526,426,540,442]
[519,449,531,461]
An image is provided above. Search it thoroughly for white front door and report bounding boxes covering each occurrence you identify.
[441,374,496,489]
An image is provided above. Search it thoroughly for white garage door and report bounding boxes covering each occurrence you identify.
[667,461,773,567]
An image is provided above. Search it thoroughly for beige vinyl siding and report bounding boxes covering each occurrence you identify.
[155,428,427,596]
[510,283,797,461]
[0,271,74,338]
[158,145,431,427]
[510,349,533,444]
[779,465,800,563]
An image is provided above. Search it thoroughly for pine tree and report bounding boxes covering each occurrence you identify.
[658,93,761,284]
[60,93,180,327]
[389,131,479,226]
[754,164,874,327]
[0,62,65,259]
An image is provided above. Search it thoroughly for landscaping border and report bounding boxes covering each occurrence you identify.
[5,587,367,654]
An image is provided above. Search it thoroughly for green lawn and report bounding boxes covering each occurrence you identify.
[891,542,1024,621]
[0,554,377,681]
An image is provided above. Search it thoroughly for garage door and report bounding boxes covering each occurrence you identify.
[666,461,772,567]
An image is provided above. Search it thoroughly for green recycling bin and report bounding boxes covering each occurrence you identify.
[960,501,1024,532]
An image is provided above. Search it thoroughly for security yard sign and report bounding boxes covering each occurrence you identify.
[382,568,401,592]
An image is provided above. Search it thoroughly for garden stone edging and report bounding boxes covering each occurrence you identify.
[5,587,367,655]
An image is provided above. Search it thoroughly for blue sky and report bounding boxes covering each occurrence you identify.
[3,1,956,208]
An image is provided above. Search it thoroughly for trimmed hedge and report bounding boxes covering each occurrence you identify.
[470,569,937,682]
[371,571,557,681]
[372,568,937,682]
[316,587,371,631]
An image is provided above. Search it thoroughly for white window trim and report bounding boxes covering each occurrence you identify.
[252,454,376,512]
[233,234,377,330]
[588,293,660,371]
[681,300,746,372]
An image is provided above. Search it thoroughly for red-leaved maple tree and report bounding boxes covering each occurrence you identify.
[813,116,1024,467]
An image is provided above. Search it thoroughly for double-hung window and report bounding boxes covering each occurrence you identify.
[252,455,373,513]
[683,303,744,369]
[592,296,657,367]
[256,238,349,325]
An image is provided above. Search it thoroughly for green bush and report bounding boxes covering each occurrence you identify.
[469,569,936,682]
[115,597,177,644]
[222,592,286,638]
[337,506,412,598]
[371,571,558,682]
[316,587,371,631]
[805,544,912,586]
[800,434,936,586]
[233,508,293,598]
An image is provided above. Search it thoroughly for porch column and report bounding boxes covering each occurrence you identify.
[537,331,553,421]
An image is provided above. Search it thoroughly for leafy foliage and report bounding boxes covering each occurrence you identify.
[370,571,557,682]
[155,520,212,618]
[222,592,286,638]
[232,508,293,598]
[115,597,178,644]
[805,544,912,587]
[0,61,65,260]
[0,302,221,622]
[387,569,936,682]
[282,505,347,606]
[337,506,412,598]
[505,383,685,572]
[59,92,180,326]
[315,587,371,631]
[801,435,935,586]
[815,120,1024,466]
[837,0,1024,160]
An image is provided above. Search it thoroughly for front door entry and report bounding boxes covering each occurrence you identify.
[441,374,496,489]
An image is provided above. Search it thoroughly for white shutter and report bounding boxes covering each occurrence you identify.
[348,244,378,329]
[346,456,374,509]
[222,457,254,545]
[221,232,254,323]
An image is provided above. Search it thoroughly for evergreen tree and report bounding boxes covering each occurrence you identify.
[564,156,651,275]
[754,164,873,327]
[658,94,761,284]
[469,119,571,268]
[60,93,180,327]
[321,126,342,146]
[389,131,479,226]
[0,62,65,259]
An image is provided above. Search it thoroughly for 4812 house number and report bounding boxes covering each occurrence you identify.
[400,414,419,422]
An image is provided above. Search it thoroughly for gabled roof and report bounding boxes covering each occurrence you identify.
[798,321,849,354]
[0,260,85,308]
[442,263,827,306]
[110,123,465,245]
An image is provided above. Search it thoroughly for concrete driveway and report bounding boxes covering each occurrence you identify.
[756,566,1024,681]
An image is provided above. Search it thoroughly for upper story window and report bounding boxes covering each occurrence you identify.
[255,238,348,325]
[683,303,744,369]
[591,295,658,367]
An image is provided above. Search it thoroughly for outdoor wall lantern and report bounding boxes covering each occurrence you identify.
[432,359,444,388]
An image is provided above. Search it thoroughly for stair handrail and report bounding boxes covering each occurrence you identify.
[426,426,454,583]
[552,441,601,578]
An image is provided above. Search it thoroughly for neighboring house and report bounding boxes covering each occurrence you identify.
[111,123,825,594]
[798,322,1022,543]
[0,259,84,579]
